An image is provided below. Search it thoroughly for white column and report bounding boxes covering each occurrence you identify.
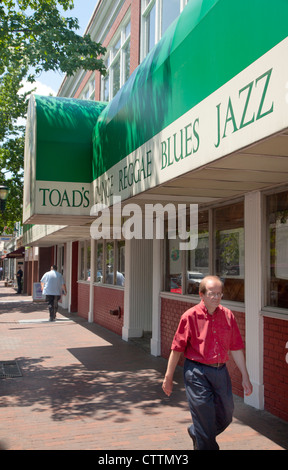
[88,238,95,323]
[122,239,131,341]
[122,239,153,340]
[66,241,72,312]
[244,191,264,409]
[151,234,162,356]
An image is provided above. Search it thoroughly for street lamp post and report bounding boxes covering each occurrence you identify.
[0,185,10,214]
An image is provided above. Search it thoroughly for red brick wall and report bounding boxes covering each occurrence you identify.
[130,0,141,73]
[264,317,288,422]
[161,296,245,397]
[93,286,124,336]
[77,284,124,336]
[77,282,90,319]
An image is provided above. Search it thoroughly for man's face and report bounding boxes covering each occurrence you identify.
[200,280,223,313]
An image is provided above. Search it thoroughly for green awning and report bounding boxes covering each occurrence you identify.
[92,0,288,180]
[33,95,107,183]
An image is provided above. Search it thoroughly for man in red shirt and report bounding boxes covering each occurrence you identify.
[162,275,252,450]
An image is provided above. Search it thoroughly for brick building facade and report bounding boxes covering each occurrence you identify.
[23,0,288,422]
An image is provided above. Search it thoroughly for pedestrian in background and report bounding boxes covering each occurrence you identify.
[162,275,252,450]
[41,265,67,321]
[16,265,23,294]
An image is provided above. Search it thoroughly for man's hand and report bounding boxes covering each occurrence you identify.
[242,376,253,396]
[162,350,182,397]
[162,376,174,397]
[231,349,253,396]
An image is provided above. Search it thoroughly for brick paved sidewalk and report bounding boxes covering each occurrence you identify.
[0,282,287,451]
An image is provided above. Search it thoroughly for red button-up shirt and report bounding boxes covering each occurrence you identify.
[171,301,244,364]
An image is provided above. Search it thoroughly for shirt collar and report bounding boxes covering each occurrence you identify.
[200,299,220,317]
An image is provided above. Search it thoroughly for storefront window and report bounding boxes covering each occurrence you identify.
[103,241,125,286]
[80,240,125,287]
[267,190,288,309]
[164,203,244,302]
[105,242,114,284]
[214,202,245,302]
[117,240,125,286]
[96,242,103,283]
[165,236,182,294]
[86,244,91,281]
[79,242,85,280]
[79,241,91,281]
[186,211,209,295]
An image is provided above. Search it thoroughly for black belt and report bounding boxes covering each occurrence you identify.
[187,359,226,369]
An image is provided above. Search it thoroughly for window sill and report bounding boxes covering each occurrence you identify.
[77,280,124,290]
[160,291,245,312]
[260,307,288,321]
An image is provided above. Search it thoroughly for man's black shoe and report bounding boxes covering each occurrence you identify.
[187,426,197,450]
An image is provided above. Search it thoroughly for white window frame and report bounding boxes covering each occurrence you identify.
[100,14,131,102]
[140,0,190,61]
[79,76,95,101]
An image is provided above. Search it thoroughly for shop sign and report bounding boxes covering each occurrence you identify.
[93,38,287,207]
[35,181,91,215]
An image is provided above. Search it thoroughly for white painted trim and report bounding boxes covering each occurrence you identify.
[66,241,72,313]
[260,308,288,321]
[151,233,162,356]
[244,191,264,410]
[122,239,131,342]
[88,238,95,323]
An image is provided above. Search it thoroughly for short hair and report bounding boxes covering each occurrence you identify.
[199,276,223,294]
[52,265,57,270]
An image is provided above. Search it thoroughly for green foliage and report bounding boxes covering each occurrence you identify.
[0,0,106,232]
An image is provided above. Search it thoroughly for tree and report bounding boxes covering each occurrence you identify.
[0,0,106,232]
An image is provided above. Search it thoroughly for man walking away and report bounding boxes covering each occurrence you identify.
[41,265,67,321]
[16,265,23,294]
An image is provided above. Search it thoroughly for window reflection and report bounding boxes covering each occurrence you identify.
[162,0,180,36]
[187,211,209,295]
[96,242,103,283]
[165,237,182,294]
[215,202,244,302]
[267,191,288,309]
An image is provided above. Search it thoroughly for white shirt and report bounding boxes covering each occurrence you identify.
[41,270,64,295]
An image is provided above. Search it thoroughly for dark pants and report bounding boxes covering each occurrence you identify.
[184,359,234,450]
[46,295,60,320]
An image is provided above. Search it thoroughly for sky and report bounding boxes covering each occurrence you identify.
[22,0,100,97]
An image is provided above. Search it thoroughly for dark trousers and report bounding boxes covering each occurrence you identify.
[46,295,60,320]
[184,359,234,450]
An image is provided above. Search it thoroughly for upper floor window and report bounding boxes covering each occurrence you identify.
[101,17,131,102]
[141,0,190,59]
[79,76,95,101]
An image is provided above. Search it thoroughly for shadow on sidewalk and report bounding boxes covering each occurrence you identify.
[0,289,287,450]
[0,316,187,426]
